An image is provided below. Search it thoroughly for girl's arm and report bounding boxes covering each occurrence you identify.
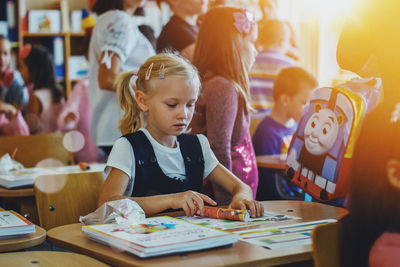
[207,164,264,218]
[97,52,122,91]
[204,78,238,170]
[98,168,217,216]
[26,94,42,116]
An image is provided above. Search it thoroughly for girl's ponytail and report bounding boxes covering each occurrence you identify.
[116,72,141,135]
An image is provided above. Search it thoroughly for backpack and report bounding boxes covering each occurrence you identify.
[285,78,381,201]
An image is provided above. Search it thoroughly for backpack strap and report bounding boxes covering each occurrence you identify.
[124,131,204,196]
[124,131,172,196]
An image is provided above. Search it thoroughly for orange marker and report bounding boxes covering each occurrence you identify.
[78,162,90,170]
[203,206,250,222]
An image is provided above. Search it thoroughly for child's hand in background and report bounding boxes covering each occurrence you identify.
[229,195,264,218]
[0,102,17,118]
[171,191,217,217]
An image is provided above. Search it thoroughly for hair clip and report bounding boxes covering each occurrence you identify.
[233,10,256,35]
[145,63,154,81]
[159,63,165,79]
[19,44,32,60]
[132,69,139,76]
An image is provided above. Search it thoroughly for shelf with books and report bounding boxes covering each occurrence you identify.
[22,32,86,37]
[17,0,89,98]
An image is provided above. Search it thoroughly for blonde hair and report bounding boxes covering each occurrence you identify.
[193,7,255,113]
[116,53,201,135]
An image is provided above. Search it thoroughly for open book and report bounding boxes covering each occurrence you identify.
[0,210,35,238]
[0,164,105,189]
[236,219,337,249]
[82,216,239,258]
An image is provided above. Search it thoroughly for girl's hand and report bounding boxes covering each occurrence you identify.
[171,191,217,217]
[0,102,17,118]
[229,195,264,218]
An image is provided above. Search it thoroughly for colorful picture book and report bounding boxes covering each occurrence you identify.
[236,219,337,250]
[179,211,300,230]
[0,164,105,189]
[0,210,35,238]
[82,216,239,258]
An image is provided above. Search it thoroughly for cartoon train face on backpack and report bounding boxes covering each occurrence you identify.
[286,87,353,201]
[303,103,343,156]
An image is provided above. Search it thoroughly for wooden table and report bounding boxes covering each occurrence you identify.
[0,187,34,197]
[256,154,287,170]
[0,251,109,267]
[47,201,348,267]
[0,187,38,224]
[0,225,46,252]
[0,164,106,225]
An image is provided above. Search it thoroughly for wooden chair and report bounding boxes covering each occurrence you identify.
[34,172,104,230]
[312,222,343,267]
[250,114,267,137]
[0,133,74,167]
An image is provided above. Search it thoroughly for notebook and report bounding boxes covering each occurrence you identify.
[0,210,35,238]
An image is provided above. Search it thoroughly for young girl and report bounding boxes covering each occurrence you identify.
[98,53,264,217]
[89,0,155,155]
[156,0,208,60]
[19,44,64,134]
[0,35,29,112]
[190,7,258,205]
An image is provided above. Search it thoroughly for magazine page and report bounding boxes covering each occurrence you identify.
[236,219,337,250]
[179,211,301,230]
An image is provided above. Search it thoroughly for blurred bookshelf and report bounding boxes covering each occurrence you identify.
[16,0,90,98]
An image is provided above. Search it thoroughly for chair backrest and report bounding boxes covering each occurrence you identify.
[312,222,343,267]
[0,133,74,167]
[34,172,104,230]
[250,114,267,137]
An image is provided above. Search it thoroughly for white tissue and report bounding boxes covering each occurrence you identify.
[0,153,24,172]
[80,199,146,225]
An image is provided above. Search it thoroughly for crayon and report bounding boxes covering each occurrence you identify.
[78,162,90,170]
[203,206,250,222]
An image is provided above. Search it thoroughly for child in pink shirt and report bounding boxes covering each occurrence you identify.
[190,7,258,205]
[19,44,64,134]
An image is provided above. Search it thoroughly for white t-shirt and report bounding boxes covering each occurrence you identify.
[88,10,155,146]
[106,128,219,196]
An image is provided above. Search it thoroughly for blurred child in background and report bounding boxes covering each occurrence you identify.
[20,44,64,134]
[258,0,299,61]
[156,0,208,60]
[337,0,400,265]
[250,20,295,114]
[341,103,400,266]
[190,7,259,205]
[0,35,28,113]
[252,66,317,200]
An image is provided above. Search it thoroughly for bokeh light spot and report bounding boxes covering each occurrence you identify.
[36,158,64,168]
[63,131,85,153]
